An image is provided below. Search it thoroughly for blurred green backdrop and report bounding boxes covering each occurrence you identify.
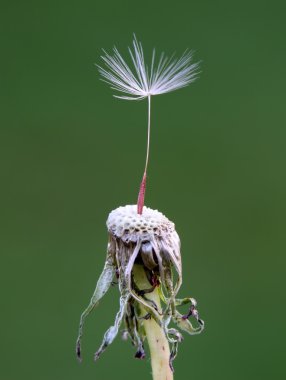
[1,1,285,379]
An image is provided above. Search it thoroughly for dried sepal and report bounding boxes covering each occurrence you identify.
[124,302,146,359]
[94,289,130,361]
[76,251,116,360]
[173,310,204,335]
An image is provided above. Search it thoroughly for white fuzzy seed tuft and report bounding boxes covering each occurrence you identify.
[97,35,199,100]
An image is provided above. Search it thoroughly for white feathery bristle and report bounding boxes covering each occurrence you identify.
[97,35,199,100]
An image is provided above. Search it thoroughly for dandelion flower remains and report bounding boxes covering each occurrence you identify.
[76,36,204,380]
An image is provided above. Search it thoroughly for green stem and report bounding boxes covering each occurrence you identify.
[133,265,173,380]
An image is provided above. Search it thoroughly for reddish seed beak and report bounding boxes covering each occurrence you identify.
[137,172,147,215]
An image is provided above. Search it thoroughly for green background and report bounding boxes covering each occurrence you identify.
[1,0,285,379]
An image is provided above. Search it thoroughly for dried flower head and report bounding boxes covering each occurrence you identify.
[76,205,204,368]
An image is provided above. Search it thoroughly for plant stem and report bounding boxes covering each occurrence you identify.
[133,264,173,380]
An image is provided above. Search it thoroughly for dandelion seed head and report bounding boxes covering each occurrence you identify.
[76,38,204,369]
[97,35,199,100]
[107,204,175,238]
[107,204,182,280]
[76,205,204,364]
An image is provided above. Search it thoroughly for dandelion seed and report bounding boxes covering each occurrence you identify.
[97,35,199,214]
